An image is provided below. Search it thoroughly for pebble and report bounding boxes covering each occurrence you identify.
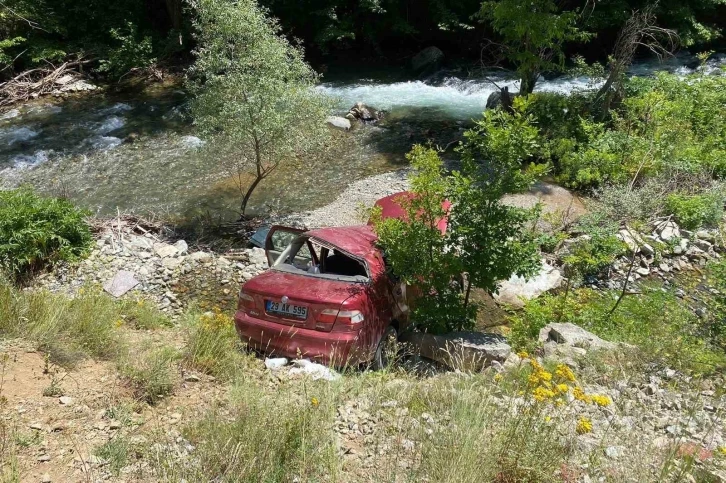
[58,396,73,405]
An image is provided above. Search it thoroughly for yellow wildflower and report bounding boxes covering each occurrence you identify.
[576,417,592,435]
[555,398,565,407]
[538,370,553,382]
[573,387,591,404]
[555,383,569,394]
[718,446,726,456]
[544,416,552,423]
[528,373,540,385]
[555,364,576,382]
[311,397,320,407]
[532,386,556,402]
[517,351,529,359]
[494,373,503,383]
[590,395,611,407]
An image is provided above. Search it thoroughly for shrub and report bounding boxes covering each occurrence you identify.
[509,286,726,375]
[98,22,156,79]
[0,189,92,280]
[665,193,724,230]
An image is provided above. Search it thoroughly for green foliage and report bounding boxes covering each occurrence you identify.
[510,286,726,375]
[188,0,333,215]
[95,437,129,476]
[374,130,541,333]
[477,0,590,94]
[707,260,726,351]
[562,213,624,279]
[98,22,155,79]
[665,193,724,230]
[0,36,24,66]
[0,189,92,280]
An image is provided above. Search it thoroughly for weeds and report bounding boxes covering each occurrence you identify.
[95,436,130,475]
[119,345,178,404]
[182,308,250,380]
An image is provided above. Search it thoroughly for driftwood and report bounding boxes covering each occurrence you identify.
[0,58,95,108]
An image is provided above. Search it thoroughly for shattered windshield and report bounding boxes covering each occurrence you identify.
[273,235,369,282]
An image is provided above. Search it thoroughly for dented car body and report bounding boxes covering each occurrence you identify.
[234,191,448,367]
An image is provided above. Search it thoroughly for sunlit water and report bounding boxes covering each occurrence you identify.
[0,53,723,221]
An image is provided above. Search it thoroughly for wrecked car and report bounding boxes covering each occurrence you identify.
[234,192,448,369]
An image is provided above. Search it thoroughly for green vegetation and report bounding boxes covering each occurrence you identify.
[119,345,179,404]
[0,189,92,280]
[665,193,724,231]
[373,106,542,333]
[188,0,333,215]
[182,308,250,379]
[510,285,726,375]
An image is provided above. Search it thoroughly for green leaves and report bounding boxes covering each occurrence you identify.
[0,189,92,280]
[188,0,333,214]
[374,134,541,333]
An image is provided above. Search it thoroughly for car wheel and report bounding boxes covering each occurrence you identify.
[373,325,399,370]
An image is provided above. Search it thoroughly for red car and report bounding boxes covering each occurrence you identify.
[234,192,449,369]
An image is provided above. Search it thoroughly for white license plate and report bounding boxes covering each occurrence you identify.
[265,300,308,319]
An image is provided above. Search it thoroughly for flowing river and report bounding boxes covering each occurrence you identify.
[0,53,723,221]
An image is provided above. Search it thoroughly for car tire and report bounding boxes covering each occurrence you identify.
[373,325,398,371]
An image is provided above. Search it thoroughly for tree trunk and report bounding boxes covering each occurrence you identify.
[519,71,538,96]
[239,175,263,217]
[165,0,183,31]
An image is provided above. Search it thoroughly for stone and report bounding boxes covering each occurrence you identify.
[538,323,617,351]
[59,79,97,92]
[59,396,74,405]
[655,220,681,241]
[29,423,43,431]
[37,454,51,462]
[494,260,562,309]
[184,374,200,382]
[173,240,189,254]
[411,46,444,73]
[41,473,51,483]
[694,238,713,251]
[103,270,140,297]
[695,230,716,242]
[190,251,212,262]
[486,89,520,110]
[326,116,352,131]
[162,257,183,269]
[659,263,670,273]
[154,243,178,258]
[264,358,289,370]
[399,331,511,372]
[605,446,624,459]
[636,267,650,277]
[249,247,268,267]
[347,102,383,123]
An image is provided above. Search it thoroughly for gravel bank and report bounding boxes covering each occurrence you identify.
[278,169,411,228]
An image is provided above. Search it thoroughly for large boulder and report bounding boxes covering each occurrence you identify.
[501,181,587,232]
[493,260,563,309]
[400,331,511,372]
[345,102,384,123]
[539,323,616,351]
[486,89,519,109]
[411,46,444,74]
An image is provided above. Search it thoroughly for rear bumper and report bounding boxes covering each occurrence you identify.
[234,311,366,366]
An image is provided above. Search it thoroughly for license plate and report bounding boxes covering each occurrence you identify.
[265,300,308,319]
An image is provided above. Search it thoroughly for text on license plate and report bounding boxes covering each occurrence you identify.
[265,300,307,318]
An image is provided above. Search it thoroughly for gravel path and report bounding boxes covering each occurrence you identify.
[279,169,411,228]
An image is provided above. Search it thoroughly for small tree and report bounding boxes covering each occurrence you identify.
[188,0,333,216]
[374,105,542,333]
[477,0,590,95]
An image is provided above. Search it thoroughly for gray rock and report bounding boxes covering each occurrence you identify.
[189,251,212,262]
[604,446,624,459]
[538,323,617,351]
[264,357,289,370]
[695,230,716,242]
[103,270,140,298]
[655,220,680,241]
[326,116,352,131]
[37,454,51,462]
[493,260,562,309]
[694,238,712,251]
[636,267,650,276]
[154,243,178,258]
[59,396,74,405]
[399,331,511,371]
[174,240,189,254]
[411,46,444,73]
[346,102,383,123]
[486,90,520,110]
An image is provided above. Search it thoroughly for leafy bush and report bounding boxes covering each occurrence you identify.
[665,193,724,230]
[509,286,726,375]
[98,22,156,78]
[0,189,92,280]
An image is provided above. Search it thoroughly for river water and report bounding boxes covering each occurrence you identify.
[0,53,723,221]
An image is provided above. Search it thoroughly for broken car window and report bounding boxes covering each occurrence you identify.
[273,236,369,281]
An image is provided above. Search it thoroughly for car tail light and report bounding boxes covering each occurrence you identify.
[237,290,255,311]
[316,309,364,331]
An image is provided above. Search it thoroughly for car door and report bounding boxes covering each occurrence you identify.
[264,225,308,267]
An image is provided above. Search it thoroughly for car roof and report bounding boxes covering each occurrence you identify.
[304,225,378,259]
[370,191,451,235]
